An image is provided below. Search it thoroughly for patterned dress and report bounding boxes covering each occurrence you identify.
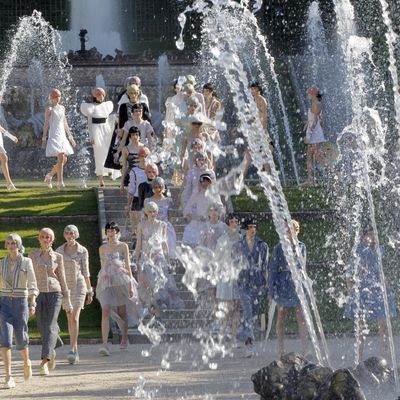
[56,243,89,310]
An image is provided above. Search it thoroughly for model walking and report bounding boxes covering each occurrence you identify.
[0,124,18,190]
[56,225,93,364]
[96,222,138,355]
[81,87,119,186]
[0,234,38,388]
[29,227,73,375]
[42,89,76,189]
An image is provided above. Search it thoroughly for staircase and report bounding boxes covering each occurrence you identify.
[98,186,210,343]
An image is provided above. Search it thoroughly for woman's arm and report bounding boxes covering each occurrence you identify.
[80,247,93,304]
[134,225,143,262]
[122,243,132,277]
[180,136,189,167]
[63,107,76,147]
[310,102,321,130]
[120,147,129,183]
[42,108,51,148]
[55,255,73,312]
[161,223,169,260]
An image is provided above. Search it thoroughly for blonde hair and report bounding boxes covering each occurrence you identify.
[39,227,55,241]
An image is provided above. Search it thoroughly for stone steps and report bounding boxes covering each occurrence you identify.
[99,186,210,343]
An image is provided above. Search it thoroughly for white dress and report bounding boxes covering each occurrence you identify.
[81,101,121,178]
[46,105,74,157]
[0,132,5,154]
[144,197,177,258]
[306,109,326,144]
[136,220,182,309]
[0,130,16,154]
[182,187,224,247]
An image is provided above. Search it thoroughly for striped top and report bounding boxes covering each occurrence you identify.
[0,255,39,298]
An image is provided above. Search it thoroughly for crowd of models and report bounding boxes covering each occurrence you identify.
[0,74,395,389]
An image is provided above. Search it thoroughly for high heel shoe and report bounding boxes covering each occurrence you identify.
[6,183,17,191]
[57,182,66,190]
[44,174,53,189]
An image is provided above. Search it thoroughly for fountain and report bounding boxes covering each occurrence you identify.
[176,0,330,367]
[0,10,90,183]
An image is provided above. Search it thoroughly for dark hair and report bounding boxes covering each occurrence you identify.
[129,126,140,135]
[242,217,257,230]
[173,79,179,90]
[316,92,323,101]
[203,82,215,92]
[131,103,143,111]
[225,213,239,225]
[105,221,120,234]
[250,81,263,95]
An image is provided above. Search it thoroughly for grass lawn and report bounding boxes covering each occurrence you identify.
[0,189,103,339]
[232,185,333,212]
[0,188,97,217]
[233,185,400,336]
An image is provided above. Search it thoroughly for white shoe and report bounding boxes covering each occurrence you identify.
[48,350,56,370]
[4,376,16,389]
[98,346,110,356]
[40,363,49,376]
[44,174,53,189]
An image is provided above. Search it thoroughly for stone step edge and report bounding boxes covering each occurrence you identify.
[0,214,97,223]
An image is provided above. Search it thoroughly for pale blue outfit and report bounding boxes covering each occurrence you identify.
[344,243,396,320]
[232,237,268,341]
[267,242,307,307]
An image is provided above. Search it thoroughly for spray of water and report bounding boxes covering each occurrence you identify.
[0,10,90,184]
[177,0,331,367]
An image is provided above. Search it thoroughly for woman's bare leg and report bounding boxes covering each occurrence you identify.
[296,307,309,355]
[67,308,81,352]
[276,306,287,355]
[56,153,66,185]
[1,347,12,379]
[305,145,315,184]
[378,318,388,359]
[101,305,111,346]
[117,305,128,343]
[0,154,14,185]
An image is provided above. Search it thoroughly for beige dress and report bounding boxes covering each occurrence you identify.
[56,243,89,309]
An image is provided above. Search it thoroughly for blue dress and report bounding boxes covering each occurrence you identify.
[344,243,396,320]
[267,242,307,307]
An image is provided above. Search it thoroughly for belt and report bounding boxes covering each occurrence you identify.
[92,117,107,124]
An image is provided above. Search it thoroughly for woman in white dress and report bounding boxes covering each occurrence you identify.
[304,85,331,185]
[81,87,120,187]
[135,202,182,314]
[42,89,76,189]
[144,177,177,258]
[0,124,18,190]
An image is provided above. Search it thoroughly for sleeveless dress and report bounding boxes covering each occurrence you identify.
[56,243,89,310]
[137,220,182,310]
[46,105,74,157]
[96,251,138,306]
[306,109,326,144]
[144,197,177,258]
